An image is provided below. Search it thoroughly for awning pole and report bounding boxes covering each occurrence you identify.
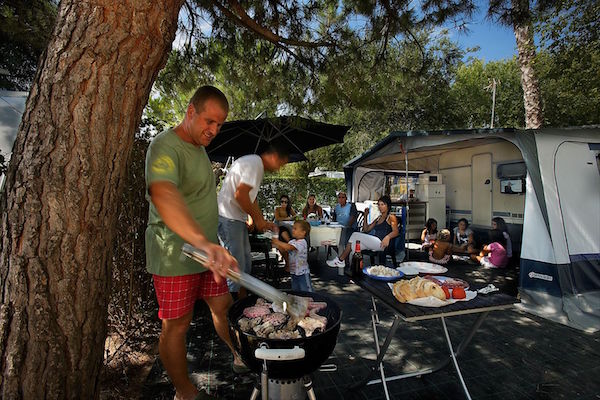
[405,145,409,261]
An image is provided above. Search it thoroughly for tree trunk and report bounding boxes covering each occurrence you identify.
[0,1,183,398]
[512,0,544,129]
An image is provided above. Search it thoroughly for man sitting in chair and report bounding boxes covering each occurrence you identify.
[331,191,358,248]
[327,195,399,267]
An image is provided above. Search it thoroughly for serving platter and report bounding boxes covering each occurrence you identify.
[397,261,448,275]
[407,291,477,307]
[424,275,470,289]
[363,266,404,281]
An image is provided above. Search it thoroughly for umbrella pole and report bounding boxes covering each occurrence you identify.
[405,147,409,261]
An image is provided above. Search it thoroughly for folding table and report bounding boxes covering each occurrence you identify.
[349,272,518,400]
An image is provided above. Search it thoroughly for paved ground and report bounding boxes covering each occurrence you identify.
[143,251,600,400]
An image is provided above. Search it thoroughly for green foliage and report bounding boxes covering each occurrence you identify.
[536,0,600,126]
[449,58,525,128]
[0,0,57,90]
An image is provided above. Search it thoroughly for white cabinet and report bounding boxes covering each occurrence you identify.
[417,184,446,199]
[416,184,447,228]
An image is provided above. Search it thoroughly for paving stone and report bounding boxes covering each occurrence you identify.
[142,258,600,399]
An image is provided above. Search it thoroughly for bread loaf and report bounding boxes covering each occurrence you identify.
[392,277,446,303]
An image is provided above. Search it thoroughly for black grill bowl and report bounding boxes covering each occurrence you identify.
[227,291,342,379]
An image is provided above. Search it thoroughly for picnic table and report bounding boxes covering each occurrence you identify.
[347,268,518,400]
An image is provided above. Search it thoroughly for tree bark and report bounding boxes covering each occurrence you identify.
[512,0,544,129]
[0,1,183,398]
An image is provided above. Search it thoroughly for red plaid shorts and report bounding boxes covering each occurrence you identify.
[153,271,229,320]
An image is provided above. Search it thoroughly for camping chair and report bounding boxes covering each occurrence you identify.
[362,206,406,267]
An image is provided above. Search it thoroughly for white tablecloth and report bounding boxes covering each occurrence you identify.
[280,221,343,247]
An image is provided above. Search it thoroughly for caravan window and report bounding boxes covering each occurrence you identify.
[497,162,526,179]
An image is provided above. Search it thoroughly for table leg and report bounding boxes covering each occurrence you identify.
[429,311,489,374]
[371,295,380,324]
[441,316,472,400]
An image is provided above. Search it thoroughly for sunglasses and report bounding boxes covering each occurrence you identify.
[281,200,288,203]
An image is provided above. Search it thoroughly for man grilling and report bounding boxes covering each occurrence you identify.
[145,85,245,400]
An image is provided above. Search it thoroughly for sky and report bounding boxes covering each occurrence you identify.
[445,4,518,62]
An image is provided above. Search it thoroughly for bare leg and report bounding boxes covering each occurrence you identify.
[159,311,198,400]
[338,243,352,262]
[204,293,243,364]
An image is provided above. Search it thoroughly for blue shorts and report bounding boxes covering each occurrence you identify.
[218,216,251,293]
[291,272,313,292]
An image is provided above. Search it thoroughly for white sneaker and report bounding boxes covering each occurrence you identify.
[326,257,345,268]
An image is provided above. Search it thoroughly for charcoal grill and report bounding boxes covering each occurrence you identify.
[228,291,342,400]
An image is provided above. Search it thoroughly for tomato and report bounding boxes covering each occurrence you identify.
[442,286,451,299]
[452,287,466,299]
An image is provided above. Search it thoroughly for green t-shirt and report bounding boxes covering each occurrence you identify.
[144,129,217,276]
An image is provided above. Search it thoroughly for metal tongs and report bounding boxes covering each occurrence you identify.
[181,243,309,319]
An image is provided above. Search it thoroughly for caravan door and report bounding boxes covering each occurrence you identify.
[472,153,492,226]
[555,142,600,258]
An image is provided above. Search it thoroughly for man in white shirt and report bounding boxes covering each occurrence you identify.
[217,144,289,297]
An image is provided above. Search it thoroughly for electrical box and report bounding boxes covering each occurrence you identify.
[418,173,443,185]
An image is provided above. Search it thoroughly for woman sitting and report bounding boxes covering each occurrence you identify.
[274,194,296,241]
[326,195,399,267]
[302,194,323,220]
[274,194,296,222]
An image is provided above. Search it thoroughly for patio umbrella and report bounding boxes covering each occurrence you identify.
[206,116,350,162]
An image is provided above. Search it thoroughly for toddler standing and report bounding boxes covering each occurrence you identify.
[272,220,313,292]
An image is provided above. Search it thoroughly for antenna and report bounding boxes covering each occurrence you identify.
[484,78,500,128]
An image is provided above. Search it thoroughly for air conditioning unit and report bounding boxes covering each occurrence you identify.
[418,173,443,185]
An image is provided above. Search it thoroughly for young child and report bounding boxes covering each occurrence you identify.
[473,229,508,268]
[421,218,438,251]
[452,218,476,254]
[492,217,512,259]
[272,220,313,292]
[429,229,452,264]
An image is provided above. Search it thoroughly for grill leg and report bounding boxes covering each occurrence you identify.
[305,377,317,400]
[261,361,269,400]
[249,385,260,400]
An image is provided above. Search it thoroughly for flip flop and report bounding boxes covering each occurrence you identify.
[232,360,251,374]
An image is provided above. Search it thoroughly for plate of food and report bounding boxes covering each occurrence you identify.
[397,261,448,275]
[389,276,476,307]
[423,275,470,289]
[363,265,404,281]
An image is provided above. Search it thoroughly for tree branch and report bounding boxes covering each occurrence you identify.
[213,0,336,48]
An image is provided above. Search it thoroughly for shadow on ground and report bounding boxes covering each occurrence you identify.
[142,251,600,400]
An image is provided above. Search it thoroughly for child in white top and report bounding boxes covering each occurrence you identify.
[272,220,313,292]
[452,218,476,254]
[421,218,438,251]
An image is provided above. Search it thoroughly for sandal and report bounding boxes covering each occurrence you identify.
[232,360,251,374]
